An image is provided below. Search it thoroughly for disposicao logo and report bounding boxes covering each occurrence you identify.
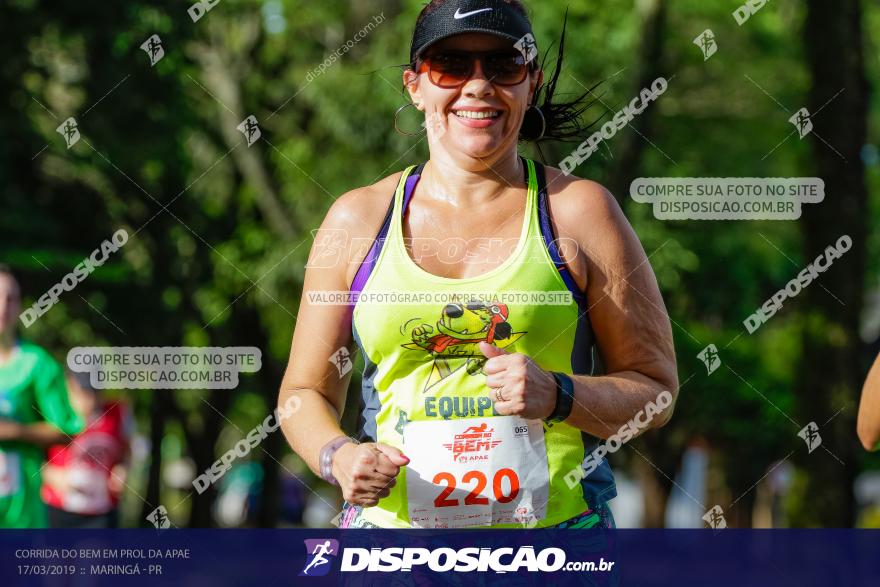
[300,539,339,577]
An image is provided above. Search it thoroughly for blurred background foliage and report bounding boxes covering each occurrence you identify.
[1,0,878,527]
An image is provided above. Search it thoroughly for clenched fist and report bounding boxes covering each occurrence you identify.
[479,341,557,420]
[331,442,409,507]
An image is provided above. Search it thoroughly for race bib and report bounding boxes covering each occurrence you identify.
[403,415,549,528]
[0,450,22,498]
[64,465,111,514]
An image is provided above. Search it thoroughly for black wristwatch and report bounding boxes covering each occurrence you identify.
[544,372,575,424]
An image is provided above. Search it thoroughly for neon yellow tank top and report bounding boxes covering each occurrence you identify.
[350,158,608,528]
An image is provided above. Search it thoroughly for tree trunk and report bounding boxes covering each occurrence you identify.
[141,390,168,526]
[607,0,668,205]
[178,390,231,528]
[795,0,868,526]
[609,0,674,526]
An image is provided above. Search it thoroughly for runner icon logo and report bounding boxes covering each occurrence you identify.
[702,505,727,530]
[237,115,261,147]
[697,344,721,375]
[693,29,717,60]
[329,347,353,377]
[56,117,80,149]
[140,34,164,66]
[514,33,539,64]
[300,539,340,577]
[789,107,813,139]
[147,506,171,529]
[798,422,822,454]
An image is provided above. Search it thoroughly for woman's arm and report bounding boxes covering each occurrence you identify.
[0,420,72,446]
[486,176,678,440]
[278,178,409,506]
[857,353,880,451]
[563,180,678,438]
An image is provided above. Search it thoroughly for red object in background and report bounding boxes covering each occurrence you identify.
[41,402,130,515]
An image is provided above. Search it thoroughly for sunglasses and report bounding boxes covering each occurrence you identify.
[417,50,532,88]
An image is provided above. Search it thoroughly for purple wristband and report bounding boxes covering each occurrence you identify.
[319,436,357,486]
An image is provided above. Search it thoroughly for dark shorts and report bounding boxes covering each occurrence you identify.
[46,505,119,529]
[338,499,616,529]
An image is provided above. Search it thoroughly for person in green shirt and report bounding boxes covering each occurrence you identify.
[0,265,83,528]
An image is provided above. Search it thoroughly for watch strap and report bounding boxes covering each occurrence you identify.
[319,435,357,486]
[545,372,575,424]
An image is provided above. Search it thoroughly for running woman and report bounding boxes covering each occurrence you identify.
[279,0,678,529]
[41,370,131,528]
[0,266,83,528]
[857,352,880,451]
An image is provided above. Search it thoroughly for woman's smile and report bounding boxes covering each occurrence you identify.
[451,106,504,128]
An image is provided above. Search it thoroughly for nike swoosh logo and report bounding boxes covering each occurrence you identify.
[454,7,493,19]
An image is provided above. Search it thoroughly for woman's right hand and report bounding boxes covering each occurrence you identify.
[331,442,409,507]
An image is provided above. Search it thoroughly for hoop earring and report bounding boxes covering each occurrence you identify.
[526,104,546,141]
[394,103,425,137]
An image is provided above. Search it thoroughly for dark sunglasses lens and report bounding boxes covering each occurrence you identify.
[486,53,528,85]
[426,53,472,87]
[423,51,528,87]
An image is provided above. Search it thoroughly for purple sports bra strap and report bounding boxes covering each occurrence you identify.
[348,163,427,324]
[534,160,588,309]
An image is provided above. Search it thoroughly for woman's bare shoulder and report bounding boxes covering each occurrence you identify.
[315,170,405,287]
[541,165,632,251]
[543,166,621,219]
[321,170,405,236]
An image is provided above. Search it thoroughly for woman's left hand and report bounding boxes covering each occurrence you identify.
[479,341,557,420]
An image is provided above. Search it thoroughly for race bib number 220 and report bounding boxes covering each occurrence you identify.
[403,415,549,528]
